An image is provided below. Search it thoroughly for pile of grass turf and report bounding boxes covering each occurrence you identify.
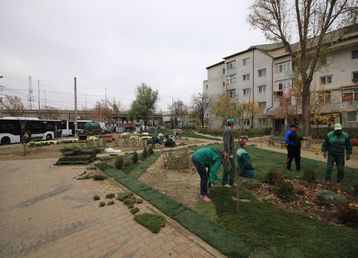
[134,213,165,233]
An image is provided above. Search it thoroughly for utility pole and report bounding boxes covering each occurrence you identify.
[74,77,78,135]
[28,75,33,109]
[85,94,88,110]
[105,88,108,104]
[38,80,40,117]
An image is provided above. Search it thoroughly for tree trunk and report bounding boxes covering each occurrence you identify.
[301,80,311,137]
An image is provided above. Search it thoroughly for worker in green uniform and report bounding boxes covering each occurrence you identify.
[321,123,352,184]
[192,147,227,202]
[237,138,255,178]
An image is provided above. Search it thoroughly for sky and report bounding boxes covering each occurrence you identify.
[0,0,267,112]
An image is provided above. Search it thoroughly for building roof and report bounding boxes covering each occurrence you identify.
[206,61,224,69]
[222,42,284,59]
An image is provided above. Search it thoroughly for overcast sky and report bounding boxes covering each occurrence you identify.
[0,0,267,111]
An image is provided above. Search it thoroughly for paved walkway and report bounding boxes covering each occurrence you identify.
[0,158,225,258]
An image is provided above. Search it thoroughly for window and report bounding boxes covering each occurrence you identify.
[275,61,291,73]
[223,68,225,74]
[352,50,358,59]
[205,85,208,90]
[243,58,250,66]
[258,85,266,93]
[222,82,225,87]
[229,89,237,98]
[226,60,236,70]
[320,75,332,85]
[352,71,358,83]
[243,74,250,81]
[258,118,267,125]
[347,111,358,122]
[258,68,267,77]
[226,74,237,84]
[318,91,331,103]
[243,88,250,96]
[342,88,358,102]
[277,79,292,90]
[258,101,267,109]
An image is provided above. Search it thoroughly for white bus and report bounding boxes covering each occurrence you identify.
[0,117,62,145]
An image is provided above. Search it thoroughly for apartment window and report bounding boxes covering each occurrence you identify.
[352,71,358,82]
[320,75,332,85]
[258,68,267,77]
[318,91,331,103]
[243,88,250,96]
[258,85,267,93]
[223,68,225,74]
[243,58,250,66]
[352,50,358,59]
[243,74,250,81]
[275,61,291,73]
[229,89,237,98]
[342,88,358,102]
[223,82,225,87]
[258,101,267,109]
[244,119,250,125]
[277,79,292,90]
[205,85,208,90]
[347,111,358,122]
[226,74,237,84]
[258,118,267,125]
[226,60,236,70]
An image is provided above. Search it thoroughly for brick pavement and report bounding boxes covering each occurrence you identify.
[0,158,225,258]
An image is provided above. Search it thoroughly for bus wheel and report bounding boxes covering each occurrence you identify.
[1,137,10,145]
[46,134,52,140]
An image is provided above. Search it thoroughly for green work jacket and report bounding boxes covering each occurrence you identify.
[193,148,222,184]
[321,131,352,156]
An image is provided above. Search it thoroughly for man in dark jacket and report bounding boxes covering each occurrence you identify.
[222,118,236,187]
[284,124,306,171]
[321,123,352,184]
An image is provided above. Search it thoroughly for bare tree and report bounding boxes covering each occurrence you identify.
[90,99,113,122]
[42,106,59,120]
[190,93,208,128]
[248,0,357,135]
[2,95,24,116]
[169,99,188,128]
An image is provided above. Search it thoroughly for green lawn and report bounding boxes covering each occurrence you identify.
[96,147,358,258]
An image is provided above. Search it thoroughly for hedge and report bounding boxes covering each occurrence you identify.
[196,127,272,138]
[311,127,358,139]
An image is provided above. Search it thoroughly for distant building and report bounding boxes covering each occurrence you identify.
[203,27,358,131]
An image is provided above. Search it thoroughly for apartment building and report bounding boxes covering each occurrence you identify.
[203,28,358,131]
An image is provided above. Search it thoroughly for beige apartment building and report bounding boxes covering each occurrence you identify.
[203,28,358,132]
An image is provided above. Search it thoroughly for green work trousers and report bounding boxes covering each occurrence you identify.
[222,157,236,185]
[325,153,345,182]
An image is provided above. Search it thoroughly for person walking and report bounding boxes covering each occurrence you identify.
[192,147,227,202]
[321,123,352,184]
[237,138,255,178]
[284,124,306,171]
[222,118,236,187]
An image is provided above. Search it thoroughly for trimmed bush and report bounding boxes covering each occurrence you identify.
[107,200,115,205]
[105,193,115,199]
[130,207,140,214]
[148,146,154,155]
[315,190,347,206]
[337,205,358,228]
[93,195,100,201]
[93,174,107,180]
[117,192,134,201]
[276,182,296,202]
[114,156,124,170]
[302,169,317,183]
[163,149,191,170]
[142,147,148,160]
[133,213,166,233]
[99,201,105,207]
[132,151,138,164]
[264,169,284,185]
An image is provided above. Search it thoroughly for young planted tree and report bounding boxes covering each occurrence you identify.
[248,0,357,135]
[2,95,24,117]
[210,93,237,126]
[128,83,159,130]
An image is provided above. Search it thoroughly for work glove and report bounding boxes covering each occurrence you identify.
[229,155,233,159]
[346,155,351,161]
[323,152,327,159]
